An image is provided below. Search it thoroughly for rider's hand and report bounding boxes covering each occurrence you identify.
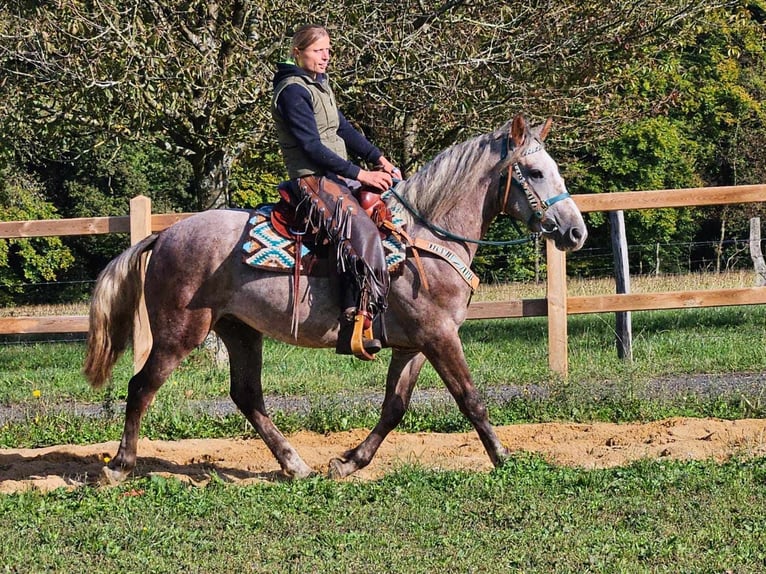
[358,169,393,192]
[376,156,402,180]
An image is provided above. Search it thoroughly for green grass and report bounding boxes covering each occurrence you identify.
[1,297,765,571]
[2,305,765,404]
[0,305,763,448]
[1,457,765,572]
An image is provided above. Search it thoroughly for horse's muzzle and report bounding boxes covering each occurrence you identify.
[541,215,588,251]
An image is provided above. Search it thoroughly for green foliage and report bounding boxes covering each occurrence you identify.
[576,117,702,273]
[472,219,542,283]
[229,145,285,208]
[677,4,766,241]
[0,168,74,305]
[563,4,766,275]
[591,117,701,192]
[57,142,193,219]
[0,0,275,209]
[45,142,194,284]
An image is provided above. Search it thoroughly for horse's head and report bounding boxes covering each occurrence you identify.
[499,115,587,251]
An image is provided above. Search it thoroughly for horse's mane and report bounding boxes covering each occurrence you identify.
[392,122,511,227]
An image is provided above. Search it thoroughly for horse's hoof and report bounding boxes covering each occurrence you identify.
[100,465,129,485]
[328,457,353,479]
[285,464,316,480]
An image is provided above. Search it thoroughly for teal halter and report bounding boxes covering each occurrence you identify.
[499,132,571,225]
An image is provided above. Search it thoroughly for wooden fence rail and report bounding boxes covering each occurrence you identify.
[1,185,765,375]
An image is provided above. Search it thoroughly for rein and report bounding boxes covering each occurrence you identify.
[387,184,534,247]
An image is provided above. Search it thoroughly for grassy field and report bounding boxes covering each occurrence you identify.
[1,273,765,572]
[1,459,765,572]
[0,303,765,446]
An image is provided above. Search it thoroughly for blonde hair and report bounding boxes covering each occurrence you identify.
[290,25,329,57]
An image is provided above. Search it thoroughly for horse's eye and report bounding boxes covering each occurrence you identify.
[529,169,544,180]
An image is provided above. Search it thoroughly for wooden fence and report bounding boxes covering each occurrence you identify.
[1,185,765,376]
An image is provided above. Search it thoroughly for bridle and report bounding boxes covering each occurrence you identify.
[499,130,571,227]
[386,126,572,247]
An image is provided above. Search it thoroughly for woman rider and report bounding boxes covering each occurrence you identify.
[271,24,400,360]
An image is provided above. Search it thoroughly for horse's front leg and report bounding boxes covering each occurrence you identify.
[328,348,427,479]
[423,334,509,467]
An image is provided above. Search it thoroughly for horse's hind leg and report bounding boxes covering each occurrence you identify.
[329,348,427,479]
[215,316,314,479]
[103,343,198,483]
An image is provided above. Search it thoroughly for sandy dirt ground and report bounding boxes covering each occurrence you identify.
[2,417,766,493]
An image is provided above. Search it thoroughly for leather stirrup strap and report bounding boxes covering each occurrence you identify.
[290,234,303,338]
[407,244,430,292]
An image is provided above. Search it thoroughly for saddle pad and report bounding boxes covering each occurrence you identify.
[242,194,406,273]
[242,205,310,270]
[381,189,407,270]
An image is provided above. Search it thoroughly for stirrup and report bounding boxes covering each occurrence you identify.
[350,312,380,361]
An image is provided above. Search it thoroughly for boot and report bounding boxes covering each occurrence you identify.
[336,307,382,359]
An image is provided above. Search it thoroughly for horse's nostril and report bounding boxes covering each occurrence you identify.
[541,219,558,234]
[569,226,587,246]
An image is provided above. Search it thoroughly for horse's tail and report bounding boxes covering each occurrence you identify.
[83,234,158,389]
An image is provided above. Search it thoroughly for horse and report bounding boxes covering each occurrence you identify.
[83,114,587,483]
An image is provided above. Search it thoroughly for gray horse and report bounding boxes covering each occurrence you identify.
[84,115,587,482]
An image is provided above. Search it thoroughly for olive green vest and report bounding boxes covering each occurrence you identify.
[272,75,348,179]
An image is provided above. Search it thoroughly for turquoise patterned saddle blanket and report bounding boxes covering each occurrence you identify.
[242,190,407,274]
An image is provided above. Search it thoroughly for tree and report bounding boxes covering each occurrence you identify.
[0,167,74,305]
[1,0,759,286]
[573,117,702,273]
[319,0,722,174]
[57,141,195,280]
[571,2,766,274]
[681,3,766,263]
[0,0,284,209]
[1,0,726,200]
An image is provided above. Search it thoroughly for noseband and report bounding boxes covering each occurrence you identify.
[499,131,570,226]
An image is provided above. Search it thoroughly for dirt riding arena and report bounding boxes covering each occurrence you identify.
[2,417,766,493]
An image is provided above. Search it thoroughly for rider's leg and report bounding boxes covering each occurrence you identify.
[296,175,390,359]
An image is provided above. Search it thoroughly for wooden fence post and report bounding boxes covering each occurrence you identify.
[610,210,633,360]
[750,217,766,287]
[546,239,568,376]
[130,195,152,373]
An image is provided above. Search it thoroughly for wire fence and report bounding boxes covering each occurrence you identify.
[2,237,762,307]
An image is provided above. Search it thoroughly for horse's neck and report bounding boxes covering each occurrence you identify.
[408,182,495,263]
[397,132,503,259]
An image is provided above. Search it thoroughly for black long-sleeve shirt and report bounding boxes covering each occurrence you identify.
[272,62,382,180]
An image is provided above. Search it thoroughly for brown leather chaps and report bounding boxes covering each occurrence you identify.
[289,175,390,320]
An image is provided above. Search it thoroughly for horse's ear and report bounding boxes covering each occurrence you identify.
[538,117,553,141]
[511,114,527,147]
